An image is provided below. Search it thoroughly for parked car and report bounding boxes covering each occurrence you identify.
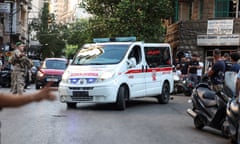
[35,58,67,89]
[30,59,41,83]
[0,64,11,88]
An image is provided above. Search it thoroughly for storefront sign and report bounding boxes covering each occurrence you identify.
[197,34,240,46]
[207,19,233,35]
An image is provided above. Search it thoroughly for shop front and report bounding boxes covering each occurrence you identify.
[197,34,239,73]
[197,19,240,73]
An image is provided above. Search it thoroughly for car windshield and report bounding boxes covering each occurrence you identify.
[43,60,66,70]
[71,44,130,65]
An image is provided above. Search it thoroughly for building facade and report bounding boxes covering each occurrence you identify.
[0,0,32,51]
[166,0,240,72]
[49,0,91,24]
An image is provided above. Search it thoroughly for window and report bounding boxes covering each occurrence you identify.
[199,0,204,19]
[128,46,142,65]
[144,47,171,68]
[215,0,240,17]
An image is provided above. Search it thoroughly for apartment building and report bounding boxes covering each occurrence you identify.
[49,0,91,24]
[166,0,240,71]
[0,0,32,51]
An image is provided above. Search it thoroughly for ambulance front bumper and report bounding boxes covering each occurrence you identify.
[58,82,118,103]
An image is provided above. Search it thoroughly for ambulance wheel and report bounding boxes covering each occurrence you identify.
[67,102,77,109]
[116,86,128,110]
[157,82,170,104]
[35,84,41,89]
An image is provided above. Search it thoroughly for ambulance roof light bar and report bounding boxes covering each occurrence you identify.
[93,36,136,43]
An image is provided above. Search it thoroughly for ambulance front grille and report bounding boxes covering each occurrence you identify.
[69,87,93,90]
[71,91,93,101]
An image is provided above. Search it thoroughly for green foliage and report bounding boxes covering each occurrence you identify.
[66,19,91,46]
[65,45,78,59]
[31,0,174,60]
[34,3,66,59]
[82,0,174,42]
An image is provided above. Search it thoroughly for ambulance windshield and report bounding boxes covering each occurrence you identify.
[72,44,130,65]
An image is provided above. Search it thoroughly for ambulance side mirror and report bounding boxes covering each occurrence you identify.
[127,57,137,68]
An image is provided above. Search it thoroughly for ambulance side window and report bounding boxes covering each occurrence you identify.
[144,46,171,68]
[128,46,142,65]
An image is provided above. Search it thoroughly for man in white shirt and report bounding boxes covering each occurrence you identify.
[197,56,203,83]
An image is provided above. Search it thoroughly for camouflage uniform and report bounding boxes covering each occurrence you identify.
[9,54,15,92]
[11,49,32,95]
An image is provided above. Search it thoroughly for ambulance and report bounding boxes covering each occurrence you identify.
[59,37,174,110]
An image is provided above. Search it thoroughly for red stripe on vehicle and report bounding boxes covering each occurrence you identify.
[125,67,172,74]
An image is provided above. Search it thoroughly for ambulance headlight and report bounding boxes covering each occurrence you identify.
[61,71,70,83]
[98,71,115,81]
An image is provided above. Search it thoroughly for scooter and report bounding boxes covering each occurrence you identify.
[173,72,183,94]
[174,75,195,96]
[224,98,240,144]
[222,71,240,143]
[181,77,195,96]
[186,78,230,137]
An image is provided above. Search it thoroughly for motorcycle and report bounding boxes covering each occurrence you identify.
[222,71,240,144]
[173,72,183,94]
[186,77,230,137]
[224,98,240,144]
[174,75,195,96]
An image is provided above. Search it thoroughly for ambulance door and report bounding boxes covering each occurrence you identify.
[126,45,146,98]
[144,46,172,96]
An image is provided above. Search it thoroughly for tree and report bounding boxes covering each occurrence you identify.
[82,0,174,42]
[36,2,66,59]
[61,19,92,59]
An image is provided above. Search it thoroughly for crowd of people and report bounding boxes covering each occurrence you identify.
[174,49,240,97]
[174,53,203,85]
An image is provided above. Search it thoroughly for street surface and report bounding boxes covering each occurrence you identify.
[0,84,230,144]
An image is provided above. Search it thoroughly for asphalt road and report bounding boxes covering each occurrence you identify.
[0,85,230,144]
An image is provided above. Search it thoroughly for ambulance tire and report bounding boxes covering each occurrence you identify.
[67,102,77,109]
[116,86,127,110]
[157,82,170,104]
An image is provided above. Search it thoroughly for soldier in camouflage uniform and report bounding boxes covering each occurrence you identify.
[10,42,32,95]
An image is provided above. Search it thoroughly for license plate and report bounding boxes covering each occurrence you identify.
[46,78,58,82]
[72,91,89,97]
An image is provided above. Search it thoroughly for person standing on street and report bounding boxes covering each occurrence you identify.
[188,53,200,85]
[10,42,32,95]
[230,52,240,73]
[208,49,226,92]
[196,56,203,83]
[180,57,190,80]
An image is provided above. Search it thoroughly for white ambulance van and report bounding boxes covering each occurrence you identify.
[59,37,174,110]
